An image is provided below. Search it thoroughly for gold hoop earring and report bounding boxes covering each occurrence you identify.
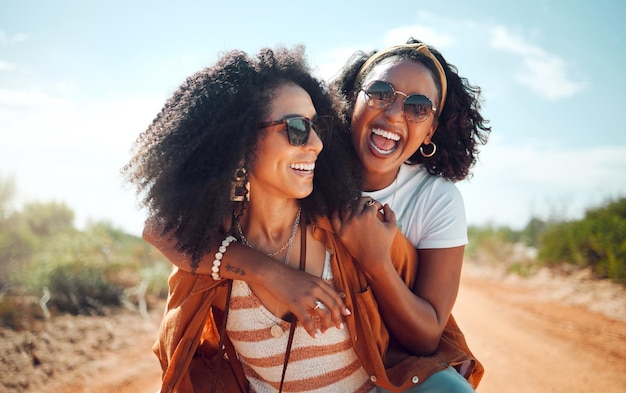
[419,141,437,158]
[230,163,249,202]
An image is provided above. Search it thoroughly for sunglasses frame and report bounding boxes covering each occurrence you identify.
[362,80,437,123]
[257,115,332,146]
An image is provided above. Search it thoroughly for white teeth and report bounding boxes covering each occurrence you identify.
[290,162,315,171]
[373,144,391,155]
[372,128,400,141]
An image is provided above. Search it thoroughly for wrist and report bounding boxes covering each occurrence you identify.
[361,257,396,283]
[212,235,237,280]
[219,243,285,283]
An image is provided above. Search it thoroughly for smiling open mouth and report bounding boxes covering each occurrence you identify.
[370,128,400,155]
[290,162,315,174]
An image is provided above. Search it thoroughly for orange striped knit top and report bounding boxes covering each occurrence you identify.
[226,251,376,393]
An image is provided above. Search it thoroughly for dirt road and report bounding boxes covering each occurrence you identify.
[452,265,626,393]
[4,264,625,393]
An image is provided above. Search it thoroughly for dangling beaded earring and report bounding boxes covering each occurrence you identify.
[419,141,437,158]
[230,162,249,202]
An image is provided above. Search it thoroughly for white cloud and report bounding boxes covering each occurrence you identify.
[0,87,161,150]
[0,60,15,71]
[312,46,362,81]
[0,87,163,236]
[490,25,586,100]
[0,30,30,46]
[0,87,71,108]
[382,25,456,49]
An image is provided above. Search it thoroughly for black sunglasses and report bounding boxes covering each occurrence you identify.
[257,115,332,146]
[362,80,437,123]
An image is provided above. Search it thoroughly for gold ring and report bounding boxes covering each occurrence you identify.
[364,199,376,207]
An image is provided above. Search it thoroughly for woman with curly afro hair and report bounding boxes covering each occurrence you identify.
[125,47,424,392]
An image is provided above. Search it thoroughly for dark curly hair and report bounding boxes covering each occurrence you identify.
[123,46,362,263]
[331,38,491,181]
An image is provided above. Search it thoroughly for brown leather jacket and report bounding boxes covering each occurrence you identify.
[154,216,483,392]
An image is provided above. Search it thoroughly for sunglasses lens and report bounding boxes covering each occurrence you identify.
[364,81,395,108]
[403,95,433,123]
[286,118,310,146]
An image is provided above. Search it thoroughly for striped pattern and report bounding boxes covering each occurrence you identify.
[226,253,375,393]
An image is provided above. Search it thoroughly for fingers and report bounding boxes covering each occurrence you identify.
[359,197,385,220]
[310,287,351,333]
[381,203,396,225]
[297,299,347,338]
[279,279,350,338]
[293,307,317,338]
[313,300,326,311]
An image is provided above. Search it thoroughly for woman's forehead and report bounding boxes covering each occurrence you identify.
[366,58,438,95]
[267,83,316,119]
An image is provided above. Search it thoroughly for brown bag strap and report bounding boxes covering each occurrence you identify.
[210,279,234,393]
[278,214,307,392]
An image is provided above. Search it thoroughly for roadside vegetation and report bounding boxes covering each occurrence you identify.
[1,175,624,330]
[0,177,170,330]
[466,196,626,284]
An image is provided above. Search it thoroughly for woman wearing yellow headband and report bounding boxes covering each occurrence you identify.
[330,38,491,392]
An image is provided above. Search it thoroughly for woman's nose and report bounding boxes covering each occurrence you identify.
[307,127,323,153]
[384,93,405,123]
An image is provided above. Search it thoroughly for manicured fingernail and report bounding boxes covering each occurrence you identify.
[339,322,345,330]
[345,308,351,315]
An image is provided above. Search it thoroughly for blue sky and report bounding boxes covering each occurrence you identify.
[1,0,625,236]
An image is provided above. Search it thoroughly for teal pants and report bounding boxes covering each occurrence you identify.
[376,367,475,393]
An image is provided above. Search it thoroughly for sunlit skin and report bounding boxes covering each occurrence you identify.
[247,83,322,206]
[350,58,439,191]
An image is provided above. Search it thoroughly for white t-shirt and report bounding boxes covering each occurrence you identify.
[362,163,467,249]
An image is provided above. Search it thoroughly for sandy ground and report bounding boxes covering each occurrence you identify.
[1,262,625,393]
[453,264,626,393]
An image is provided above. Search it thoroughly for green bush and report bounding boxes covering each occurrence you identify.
[0,177,172,327]
[520,218,548,248]
[16,227,124,315]
[537,198,626,283]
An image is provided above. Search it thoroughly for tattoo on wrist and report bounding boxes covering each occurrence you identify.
[225,264,246,276]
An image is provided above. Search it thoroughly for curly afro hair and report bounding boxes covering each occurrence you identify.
[331,38,491,182]
[123,46,362,263]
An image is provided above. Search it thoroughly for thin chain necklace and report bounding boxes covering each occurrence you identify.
[237,208,301,259]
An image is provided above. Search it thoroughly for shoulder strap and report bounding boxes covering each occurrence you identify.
[278,214,307,392]
[210,280,234,393]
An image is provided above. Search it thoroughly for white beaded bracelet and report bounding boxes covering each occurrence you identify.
[212,235,237,281]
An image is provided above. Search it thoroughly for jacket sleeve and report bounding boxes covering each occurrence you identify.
[153,267,223,393]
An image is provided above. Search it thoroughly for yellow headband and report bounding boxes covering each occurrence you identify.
[355,43,447,114]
